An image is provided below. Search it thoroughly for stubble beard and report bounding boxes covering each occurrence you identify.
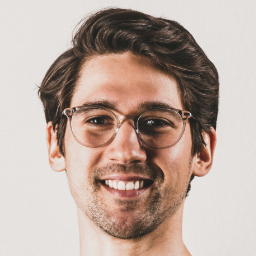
[70,162,192,240]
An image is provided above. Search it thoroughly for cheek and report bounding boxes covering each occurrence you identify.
[63,131,103,193]
[64,127,104,168]
[152,130,193,190]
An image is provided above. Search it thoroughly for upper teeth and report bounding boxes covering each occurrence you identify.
[105,180,144,190]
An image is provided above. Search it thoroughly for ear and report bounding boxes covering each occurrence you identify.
[46,122,65,172]
[192,127,217,177]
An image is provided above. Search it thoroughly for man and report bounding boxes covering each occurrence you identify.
[39,8,218,255]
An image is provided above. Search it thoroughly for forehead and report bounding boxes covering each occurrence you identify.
[71,52,183,113]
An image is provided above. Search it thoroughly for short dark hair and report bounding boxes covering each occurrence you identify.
[39,8,219,194]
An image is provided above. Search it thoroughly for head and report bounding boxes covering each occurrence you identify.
[39,8,218,239]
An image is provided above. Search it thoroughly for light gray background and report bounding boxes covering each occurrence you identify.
[1,0,255,255]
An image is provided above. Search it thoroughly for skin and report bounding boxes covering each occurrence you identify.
[47,52,216,256]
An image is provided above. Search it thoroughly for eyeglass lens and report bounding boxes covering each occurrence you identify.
[70,107,184,148]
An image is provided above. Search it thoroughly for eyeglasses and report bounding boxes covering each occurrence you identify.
[62,106,194,149]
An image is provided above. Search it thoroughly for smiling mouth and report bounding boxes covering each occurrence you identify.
[100,179,154,191]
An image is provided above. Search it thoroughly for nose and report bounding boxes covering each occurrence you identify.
[105,120,147,164]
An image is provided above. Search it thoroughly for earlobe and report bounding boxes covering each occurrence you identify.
[192,127,217,177]
[46,122,65,172]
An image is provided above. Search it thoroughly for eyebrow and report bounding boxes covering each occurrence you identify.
[138,101,175,110]
[78,100,175,111]
[79,100,118,110]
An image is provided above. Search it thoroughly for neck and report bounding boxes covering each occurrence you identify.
[78,201,191,256]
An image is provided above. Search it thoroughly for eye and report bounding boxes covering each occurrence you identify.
[139,117,176,135]
[145,119,168,127]
[142,118,174,128]
[87,116,111,125]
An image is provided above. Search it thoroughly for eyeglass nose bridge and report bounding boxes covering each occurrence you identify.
[115,115,139,133]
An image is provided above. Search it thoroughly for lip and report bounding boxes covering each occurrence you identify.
[100,174,154,198]
[101,182,153,198]
[100,174,152,181]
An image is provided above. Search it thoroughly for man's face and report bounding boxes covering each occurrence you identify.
[64,52,195,239]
